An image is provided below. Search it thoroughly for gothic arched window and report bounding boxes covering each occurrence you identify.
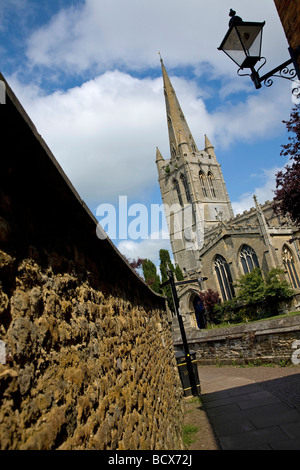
[180,174,191,203]
[282,245,300,288]
[214,255,235,301]
[173,179,183,206]
[199,171,207,198]
[207,172,216,198]
[240,245,260,274]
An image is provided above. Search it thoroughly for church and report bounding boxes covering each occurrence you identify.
[155,58,300,329]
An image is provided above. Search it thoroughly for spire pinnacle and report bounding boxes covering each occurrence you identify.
[160,59,198,158]
[155,147,164,162]
[204,134,213,149]
[204,134,216,158]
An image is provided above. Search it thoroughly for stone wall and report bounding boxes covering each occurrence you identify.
[0,75,184,450]
[174,315,300,366]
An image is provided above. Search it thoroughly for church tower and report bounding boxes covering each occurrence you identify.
[156,58,234,275]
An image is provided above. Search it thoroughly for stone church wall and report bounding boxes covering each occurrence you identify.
[174,315,300,366]
[0,76,184,450]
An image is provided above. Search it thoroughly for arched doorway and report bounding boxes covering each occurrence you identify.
[192,295,206,329]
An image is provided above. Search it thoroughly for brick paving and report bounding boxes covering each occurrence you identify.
[199,365,300,450]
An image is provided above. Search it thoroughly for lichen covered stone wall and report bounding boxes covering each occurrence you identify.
[0,76,184,450]
[0,249,183,450]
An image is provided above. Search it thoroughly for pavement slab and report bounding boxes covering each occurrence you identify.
[199,365,300,450]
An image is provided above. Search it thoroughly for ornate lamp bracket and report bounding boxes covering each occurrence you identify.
[237,46,300,97]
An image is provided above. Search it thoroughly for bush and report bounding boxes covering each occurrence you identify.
[264,267,294,303]
[213,267,294,324]
[198,289,221,323]
[213,299,238,324]
[234,268,265,304]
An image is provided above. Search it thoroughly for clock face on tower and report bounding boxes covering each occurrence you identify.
[184,228,192,241]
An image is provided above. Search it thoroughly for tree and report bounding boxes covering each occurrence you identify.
[273,104,300,225]
[159,249,175,312]
[123,256,145,280]
[198,289,221,323]
[234,268,265,305]
[234,267,294,319]
[129,257,144,270]
[174,263,184,281]
[159,249,183,281]
[127,249,184,312]
[264,268,294,303]
[142,259,161,294]
[159,249,173,276]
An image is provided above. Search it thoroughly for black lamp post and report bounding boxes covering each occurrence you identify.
[160,271,207,396]
[218,9,300,93]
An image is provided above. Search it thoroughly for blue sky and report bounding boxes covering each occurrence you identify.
[1,0,299,268]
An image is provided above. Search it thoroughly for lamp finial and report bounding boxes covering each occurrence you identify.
[228,9,243,26]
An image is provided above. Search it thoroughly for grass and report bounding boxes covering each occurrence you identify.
[182,424,199,448]
[207,311,300,331]
[182,396,202,447]
[186,396,202,404]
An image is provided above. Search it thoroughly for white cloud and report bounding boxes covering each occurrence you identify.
[231,165,286,215]
[117,231,172,268]
[7,70,215,208]
[211,82,293,149]
[5,0,294,249]
[3,0,296,267]
[25,0,288,78]
[7,64,293,216]
[8,71,168,206]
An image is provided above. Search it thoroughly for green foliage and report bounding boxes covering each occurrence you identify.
[130,249,184,313]
[182,424,198,448]
[214,267,294,324]
[213,299,238,323]
[174,263,184,281]
[159,250,184,312]
[234,268,265,304]
[264,267,294,301]
[159,249,175,312]
[235,267,293,305]
[142,259,161,294]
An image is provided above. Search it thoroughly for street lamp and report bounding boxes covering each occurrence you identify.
[218,9,300,93]
[160,270,206,396]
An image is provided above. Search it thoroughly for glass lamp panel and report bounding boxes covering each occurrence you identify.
[235,23,264,58]
[222,27,246,67]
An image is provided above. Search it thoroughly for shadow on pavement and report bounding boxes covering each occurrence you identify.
[201,374,300,450]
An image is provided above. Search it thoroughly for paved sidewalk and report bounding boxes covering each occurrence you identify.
[199,366,300,450]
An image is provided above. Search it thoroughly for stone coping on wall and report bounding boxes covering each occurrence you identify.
[173,314,300,347]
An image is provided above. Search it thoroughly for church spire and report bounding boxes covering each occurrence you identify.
[160,56,198,158]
